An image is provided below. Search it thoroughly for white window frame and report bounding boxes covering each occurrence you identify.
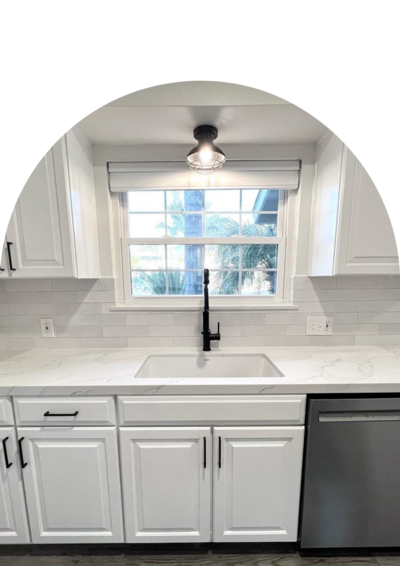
[119,190,288,309]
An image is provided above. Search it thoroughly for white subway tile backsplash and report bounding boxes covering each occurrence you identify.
[219,313,267,326]
[127,337,174,348]
[333,324,379,335]
[287,325,306,335]
[80,314,127,326]
[104,326,149,337]
[381,302,400,312]
[0,280,53,292]
[358,312,400,323]
[34,338,83,349]
[241,325,287,336]
[0,276,399,349]
[0,338,37,349]
[356,335,400,346]
[378,324,400,335]
[81,337,128,348]
[309,336,356,346]
[148,326,194,337]
[337,277,400,289]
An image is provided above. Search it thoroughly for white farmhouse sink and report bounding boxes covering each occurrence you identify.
[135,353,283,379]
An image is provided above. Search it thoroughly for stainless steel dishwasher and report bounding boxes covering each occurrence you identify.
[300,397,400,549]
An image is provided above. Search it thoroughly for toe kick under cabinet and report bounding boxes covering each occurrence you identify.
[1,394,306,545]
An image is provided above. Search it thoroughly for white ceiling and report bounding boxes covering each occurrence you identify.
[77,82,329,146]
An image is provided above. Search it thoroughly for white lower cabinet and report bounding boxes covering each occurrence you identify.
[0,428,30,543]
[213,427,305,542]
[17,426,124,543]
[120,427,212,543]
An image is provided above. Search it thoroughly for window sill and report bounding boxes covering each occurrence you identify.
[109,300,299,312]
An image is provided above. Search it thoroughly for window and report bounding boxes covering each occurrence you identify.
[120,188,286,302]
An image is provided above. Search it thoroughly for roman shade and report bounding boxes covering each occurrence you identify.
[108,160,301,191]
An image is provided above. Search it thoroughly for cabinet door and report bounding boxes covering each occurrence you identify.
[18,427,123,543]
[0,428,30,543]
[7,140,75,277]
[213,427,304,542]
[336,149,399,274]
[120,427,212,543]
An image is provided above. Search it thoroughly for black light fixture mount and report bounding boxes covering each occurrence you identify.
[186,125,226,175]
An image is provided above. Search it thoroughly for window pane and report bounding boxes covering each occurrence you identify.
[205,190,240,211]
[205,213,240,237]
[167,214,202,237]
[132,271,166,296]
[128,191,164,212]
[242,190,279,212]
[129,214,165,237]
[167,191,203,212]
[242,244,278,269]
[242,271,276,295]
[168,271,202,295]
[209,271,240,295]
[205,245,240,270]
[130,245,165,270]
[167,245,202,270]
[241,213,277,236]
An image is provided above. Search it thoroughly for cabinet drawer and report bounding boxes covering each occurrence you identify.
[0,397,14,426]
[13,397,116,426]
[118,395,306,426]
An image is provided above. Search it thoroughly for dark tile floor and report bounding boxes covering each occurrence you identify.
[0,545,400,566]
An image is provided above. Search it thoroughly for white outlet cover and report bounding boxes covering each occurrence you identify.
[40,318,55,338]
[306,316,333,336]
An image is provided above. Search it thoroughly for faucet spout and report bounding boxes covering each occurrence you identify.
[202,268,221,351]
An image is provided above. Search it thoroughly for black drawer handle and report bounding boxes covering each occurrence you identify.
[2,437,12,469]
[18,437,27,469]
[218,436,222,469]
[203,437,207,469]
[44,411,79,417]
[7,242,16,271]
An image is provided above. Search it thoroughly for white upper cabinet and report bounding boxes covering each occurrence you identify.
[213,427,304,543]
[120,427,212,543]
[308,132,399,275]
[4,129,100,278]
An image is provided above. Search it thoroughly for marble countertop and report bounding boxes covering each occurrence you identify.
[1,346,400,396]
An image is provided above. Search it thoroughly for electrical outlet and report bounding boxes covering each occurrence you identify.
[306,316,333,336]
[40,318,55,338]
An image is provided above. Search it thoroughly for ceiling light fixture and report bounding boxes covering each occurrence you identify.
[186,125,226,175]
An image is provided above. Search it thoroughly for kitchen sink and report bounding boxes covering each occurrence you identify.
[135,353,283,379]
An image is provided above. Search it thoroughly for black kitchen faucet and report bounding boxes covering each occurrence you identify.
[202,269,221,351]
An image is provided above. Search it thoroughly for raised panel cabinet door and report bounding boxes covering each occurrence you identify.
[18,427,123,543]
[7,140,75,277]
[336,150,399,274]
[0,428,30,543]
[120,427,212,543]
[213,427,304,542]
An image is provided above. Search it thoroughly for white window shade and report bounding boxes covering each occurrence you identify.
[108,160,300,192]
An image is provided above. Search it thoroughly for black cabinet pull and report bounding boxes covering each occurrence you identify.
[44,411,79,417]
[203,437,207,469]
[0,267,4,272]
[2,437,12,469]
[6,242,16,271]
[18,437,27,469]
[218,436,222,469]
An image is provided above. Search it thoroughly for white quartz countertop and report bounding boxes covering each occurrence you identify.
[1,346,400,396]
